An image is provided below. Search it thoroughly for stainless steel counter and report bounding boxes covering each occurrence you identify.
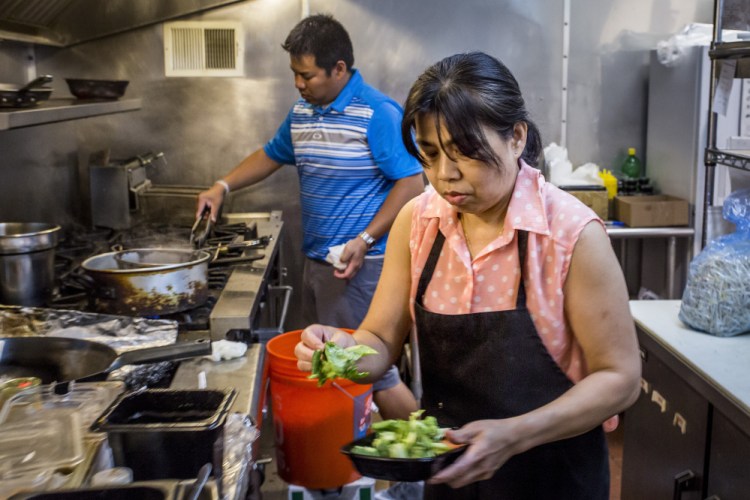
[170,342,266,424]
[171,212,286,425]
[607,226,694,299]
[629,300,750,424]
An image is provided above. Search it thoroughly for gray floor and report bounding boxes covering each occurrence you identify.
[255,411,290,500]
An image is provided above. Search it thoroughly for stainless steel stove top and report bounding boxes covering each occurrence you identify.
[208,211,288,342]
[172,211,288,426]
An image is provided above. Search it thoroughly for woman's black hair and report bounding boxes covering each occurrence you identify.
[282,14,354,75]
[401,51,542,168]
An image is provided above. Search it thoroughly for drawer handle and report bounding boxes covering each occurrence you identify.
[640,378,650,394]
[673,412,687,434]
[651,389,667,413]
[673,469,698,500]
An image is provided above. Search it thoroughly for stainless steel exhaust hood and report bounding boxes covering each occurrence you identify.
[0,0,245,47]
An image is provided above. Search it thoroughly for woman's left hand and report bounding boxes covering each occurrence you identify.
[428,419,521,489]
[294,324,357,372]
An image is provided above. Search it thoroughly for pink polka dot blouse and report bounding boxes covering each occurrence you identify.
[409,161,604,384]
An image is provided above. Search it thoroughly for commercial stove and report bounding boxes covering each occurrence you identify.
[170,211,290,426]
[2,151,288,497]
[44,210,288,421]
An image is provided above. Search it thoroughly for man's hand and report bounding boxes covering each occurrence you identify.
[334,236,369,279]
[196,184,226,222]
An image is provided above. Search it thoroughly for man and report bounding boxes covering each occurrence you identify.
[197,14,423,419]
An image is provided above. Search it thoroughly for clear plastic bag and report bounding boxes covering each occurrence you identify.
[679,189,750,336]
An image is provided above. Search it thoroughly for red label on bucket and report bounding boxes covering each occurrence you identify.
[353,390,373,439]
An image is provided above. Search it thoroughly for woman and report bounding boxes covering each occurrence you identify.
[295,51,641,499]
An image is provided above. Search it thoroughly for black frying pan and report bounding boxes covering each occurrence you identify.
[0,75,53,108]
[0,336,211,384]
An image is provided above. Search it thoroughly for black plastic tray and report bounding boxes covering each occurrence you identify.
[90,389,236,480]
[340,433,467,482]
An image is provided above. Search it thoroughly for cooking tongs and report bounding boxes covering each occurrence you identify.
[190,208,213,249]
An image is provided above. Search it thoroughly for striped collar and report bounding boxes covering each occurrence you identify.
[308,69,362,114]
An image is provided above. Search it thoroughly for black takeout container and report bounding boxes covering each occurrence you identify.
[90,389,236,481]
[340,433,468,482]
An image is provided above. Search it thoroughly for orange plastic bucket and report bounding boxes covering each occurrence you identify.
[265,329,373,489]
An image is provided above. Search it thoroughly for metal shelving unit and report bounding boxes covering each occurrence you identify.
[702,0,750,246]
[0,98,142,131]
[705,148,750,171]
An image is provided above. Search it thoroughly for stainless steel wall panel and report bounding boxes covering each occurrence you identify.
[567,0,711,168]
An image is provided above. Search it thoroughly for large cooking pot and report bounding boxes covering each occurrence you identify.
[0,222,61,306]
[81,248,211,316]
[0,75,53,108]
[0,336,211,384]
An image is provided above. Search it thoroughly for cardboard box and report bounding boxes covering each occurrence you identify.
[560,186,609,220]
[614,195,689,227]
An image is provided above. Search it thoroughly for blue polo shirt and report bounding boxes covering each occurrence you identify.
[264,69,422,260]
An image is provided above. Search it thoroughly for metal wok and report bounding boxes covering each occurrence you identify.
[66,78,129,100]
[0,336,211,384]
[0,75,53,108]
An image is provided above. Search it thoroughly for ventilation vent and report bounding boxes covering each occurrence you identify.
[164,21,243,77]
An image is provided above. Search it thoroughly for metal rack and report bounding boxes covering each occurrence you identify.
[703,0,750,246]
[0,98,141,131]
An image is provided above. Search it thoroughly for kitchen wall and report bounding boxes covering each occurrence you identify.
[0,0,712,327]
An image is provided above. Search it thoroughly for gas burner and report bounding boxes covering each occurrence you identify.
[46,218,276,336]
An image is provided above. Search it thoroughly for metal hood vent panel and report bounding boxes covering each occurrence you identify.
[0,0,245,47]
[164,21,243,77]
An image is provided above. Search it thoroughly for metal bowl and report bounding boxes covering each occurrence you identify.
[65,79,129,100]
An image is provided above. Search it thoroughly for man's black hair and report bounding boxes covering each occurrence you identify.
[282,14,354,74]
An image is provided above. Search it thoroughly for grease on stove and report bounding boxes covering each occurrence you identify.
[88,274,209,317]
[120,361,178,389]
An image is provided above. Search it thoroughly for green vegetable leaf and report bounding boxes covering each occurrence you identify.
[308,341,377,386]
[353,410,455,459]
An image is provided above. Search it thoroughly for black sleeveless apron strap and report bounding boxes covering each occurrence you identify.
[415,230,608,500]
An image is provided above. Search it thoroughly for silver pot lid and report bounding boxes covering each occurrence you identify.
[82,247,211,273]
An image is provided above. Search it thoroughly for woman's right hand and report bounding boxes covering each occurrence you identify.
[196,184,226,222]
[429,418,523,488]
[294,324,357,372]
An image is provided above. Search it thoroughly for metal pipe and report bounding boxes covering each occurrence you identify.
[666,236,677,299]
[703,0,725,249]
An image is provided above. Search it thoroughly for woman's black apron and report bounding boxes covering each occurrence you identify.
[415,230,609,500]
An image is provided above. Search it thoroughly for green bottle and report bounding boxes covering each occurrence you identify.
[621,147,642,179]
